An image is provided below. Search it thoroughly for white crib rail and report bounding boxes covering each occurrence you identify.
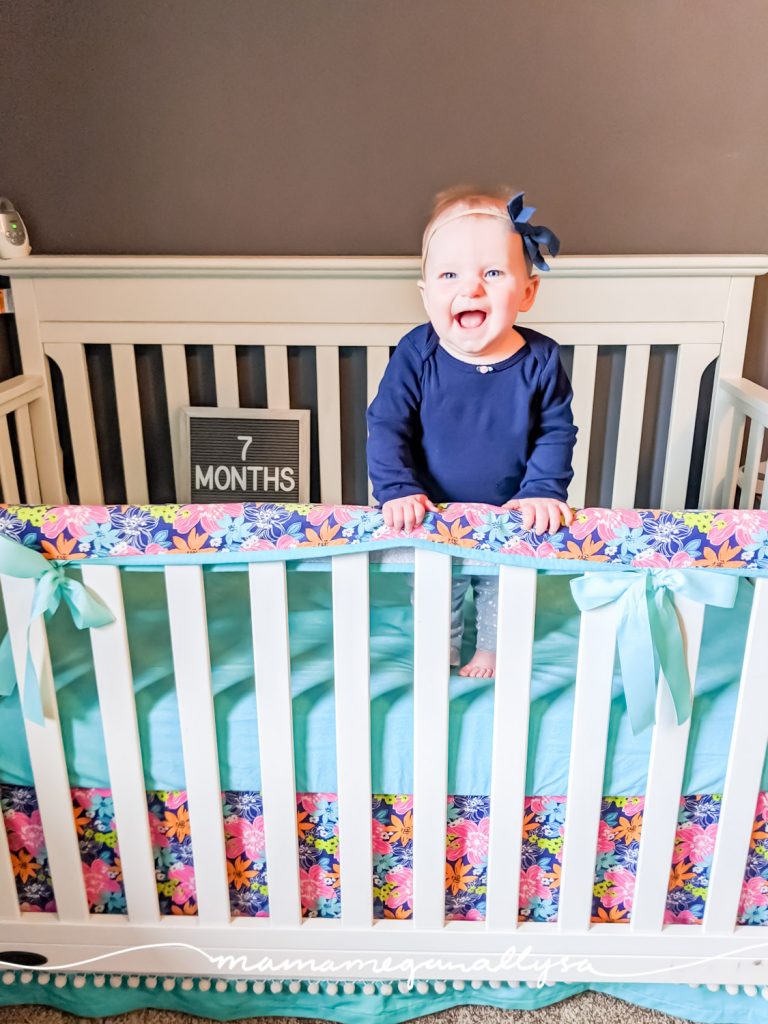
[249,561,302,926]
[0,375,43,505]
[630,597,706,931]
[486,566,537,930]
[0,550,766,988]
[704,577,768,931]
[557,602,618,930]
[81,565,159,924]
[715,377,768,510]
[0,576,90,922]
[412,549,452,929]
[332,553,374,929]
[165,566,231,924]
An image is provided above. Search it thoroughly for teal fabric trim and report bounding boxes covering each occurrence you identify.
[14,539,761,575]
[0,974,766,1024]
[0,974,577,1022]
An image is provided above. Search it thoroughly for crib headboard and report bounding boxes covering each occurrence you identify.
[4,254,768,508]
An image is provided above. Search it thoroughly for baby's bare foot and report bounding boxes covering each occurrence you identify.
[459,649,496,679]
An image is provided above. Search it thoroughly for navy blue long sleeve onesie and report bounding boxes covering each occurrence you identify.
[366,323,577,507]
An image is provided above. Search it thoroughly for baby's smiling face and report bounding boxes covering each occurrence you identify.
[418,211,540,362]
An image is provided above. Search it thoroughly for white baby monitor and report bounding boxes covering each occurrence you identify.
[0,198,31,257]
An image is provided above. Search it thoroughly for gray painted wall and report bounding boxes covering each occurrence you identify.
[1,0,767,502]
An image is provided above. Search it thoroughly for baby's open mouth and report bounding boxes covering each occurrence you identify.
[456,310,487,329]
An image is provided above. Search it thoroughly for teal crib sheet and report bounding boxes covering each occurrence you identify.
[0,566,762,796]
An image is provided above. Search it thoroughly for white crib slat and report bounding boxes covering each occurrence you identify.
[366,347,391,504]
[161,346,190,503]
[82,565,159,923]
[12,279,67,503]
[569,346,598,508]
[332,553,372,928]
[557,602,617,932]
[165,566,230,924]
[111,345,149,505]
[739,421,763,510]
[722,410,747,510]
[704,578,768,933]
[486,566,537,930]
[0,416,20,503]
[316,347,343,504]
[213,345,240,407]
[265,346,290,409]
[612,346,650,507]
[661,344,720,508]
[0,576,90,921]
[249,562,302,926]
[631,596,705,933]
[15,405,42,504]
[413,548,451,928]
[46,343,104,504]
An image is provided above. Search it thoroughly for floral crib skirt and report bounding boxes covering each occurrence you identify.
[3,785,767,926]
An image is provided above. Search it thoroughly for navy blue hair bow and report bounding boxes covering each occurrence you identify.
[507,192,560,272]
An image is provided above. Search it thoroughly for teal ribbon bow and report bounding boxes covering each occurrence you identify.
[0,534,114,725]
[569,568,739,735]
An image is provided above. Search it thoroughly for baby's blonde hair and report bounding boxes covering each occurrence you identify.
[421,183,530,277]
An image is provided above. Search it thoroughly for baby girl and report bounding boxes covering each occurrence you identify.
[366,185,577,679]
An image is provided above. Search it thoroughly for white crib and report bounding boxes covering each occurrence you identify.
[0,254,768,1000]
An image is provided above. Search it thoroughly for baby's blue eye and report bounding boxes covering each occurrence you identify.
[440,272,457,279]
[485,269,503,278]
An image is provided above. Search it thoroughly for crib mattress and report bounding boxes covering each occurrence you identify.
[0,565,763,796]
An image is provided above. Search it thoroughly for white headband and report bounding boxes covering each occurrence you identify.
[421,206,513,274]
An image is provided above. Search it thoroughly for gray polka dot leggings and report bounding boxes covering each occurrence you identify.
[451,575,499,656]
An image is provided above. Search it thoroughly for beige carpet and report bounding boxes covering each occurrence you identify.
[0,990,697,1023]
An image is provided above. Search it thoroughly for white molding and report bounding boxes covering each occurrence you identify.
[3,253,768,278]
